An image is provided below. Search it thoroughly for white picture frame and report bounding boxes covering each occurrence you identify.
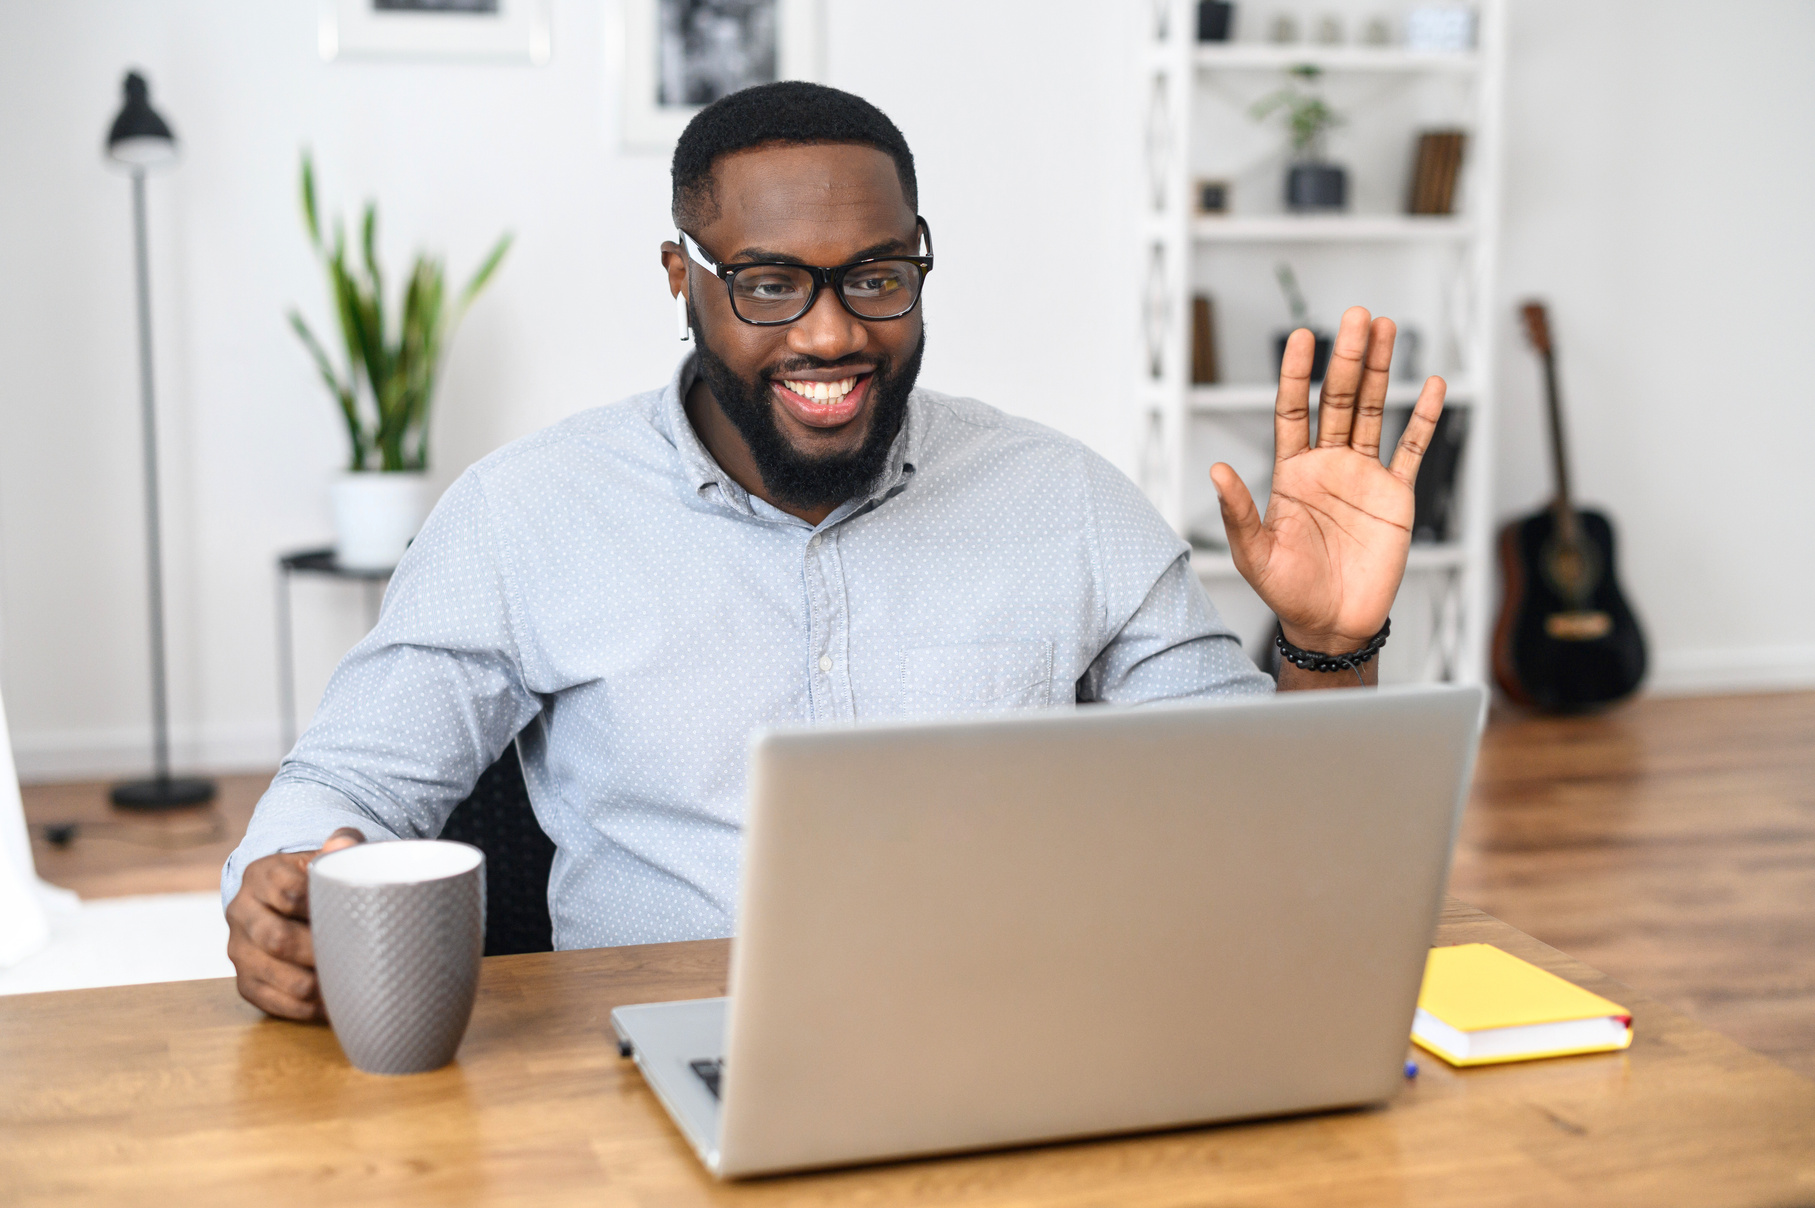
[615,0,823,152]
[321,0,553,65]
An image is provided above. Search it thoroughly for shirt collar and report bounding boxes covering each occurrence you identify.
[657,352,924,519]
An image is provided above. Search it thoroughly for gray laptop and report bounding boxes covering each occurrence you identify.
[611,684,1485,1179]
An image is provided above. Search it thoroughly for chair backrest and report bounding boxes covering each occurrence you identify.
[437,743,556,956]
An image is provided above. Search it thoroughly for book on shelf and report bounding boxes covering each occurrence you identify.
[1411,406,1467,543]
[1412,943,1633,1067]
[1407,130,1467,215]
[1191,295,1220,385]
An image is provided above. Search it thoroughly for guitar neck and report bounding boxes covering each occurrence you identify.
[1539,346,1579,543]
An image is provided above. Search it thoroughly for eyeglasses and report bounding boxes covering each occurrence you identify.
[679,218,934,326]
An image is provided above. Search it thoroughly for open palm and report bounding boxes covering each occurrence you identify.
[1210,308,1447,654]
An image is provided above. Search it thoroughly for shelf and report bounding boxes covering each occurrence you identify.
[1137,0,1501,685]
[1190,542,1468,579]
[1191,215,1472,242]
[1190,380,1475,412]
[1193,45,1479,73]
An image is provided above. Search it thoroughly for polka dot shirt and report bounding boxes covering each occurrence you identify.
[223,356,1274,947]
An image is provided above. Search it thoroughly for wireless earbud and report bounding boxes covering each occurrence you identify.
[676,290,691,342]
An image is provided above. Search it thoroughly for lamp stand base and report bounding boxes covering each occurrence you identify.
[110,776,217,811]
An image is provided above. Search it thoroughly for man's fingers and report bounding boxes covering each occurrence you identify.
[246,902,316,967]
[243,852,312,919]
[226,837,368,1021]
[234,963,323,1022]
[227,930,322,1020]
[228,928,319,1000]
[316,827,366,858]
[1273,329,1316,463]
[1315,306,1372,449]
[1350,316,1396,458]
[1210,463,1270,577]
[1389,375,1449,485]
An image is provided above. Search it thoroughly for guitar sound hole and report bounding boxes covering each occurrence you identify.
[1541,535,1602,605]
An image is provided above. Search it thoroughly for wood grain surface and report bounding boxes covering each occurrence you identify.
[20,772,267,899]
[1450,689,1815,1079]
[3,899,1811,1208]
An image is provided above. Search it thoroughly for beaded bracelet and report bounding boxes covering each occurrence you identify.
[1275,618,1391,679]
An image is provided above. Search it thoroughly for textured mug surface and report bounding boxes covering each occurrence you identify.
[309,840,486,1075]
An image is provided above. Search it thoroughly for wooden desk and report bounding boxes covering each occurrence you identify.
[4,900,1811,1207]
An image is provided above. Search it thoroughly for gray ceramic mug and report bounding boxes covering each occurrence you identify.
[309,839,486,1075]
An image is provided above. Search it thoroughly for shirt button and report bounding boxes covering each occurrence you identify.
[808,534,821,548]
[819,655,833,672]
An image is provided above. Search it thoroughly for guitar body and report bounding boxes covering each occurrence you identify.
[1493,507,1646,711]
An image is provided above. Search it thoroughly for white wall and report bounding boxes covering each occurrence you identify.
[1494,0,1815,693]
[1,1,1810,779]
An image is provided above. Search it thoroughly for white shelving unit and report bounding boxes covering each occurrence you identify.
[1138,0,1505,684]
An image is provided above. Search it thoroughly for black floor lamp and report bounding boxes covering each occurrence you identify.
[105,71,215,811]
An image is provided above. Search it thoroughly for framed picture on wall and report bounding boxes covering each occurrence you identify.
[321,0,553,64]
[617,0,823,151]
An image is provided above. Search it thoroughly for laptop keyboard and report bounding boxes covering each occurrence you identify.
[689,1058,723,1100]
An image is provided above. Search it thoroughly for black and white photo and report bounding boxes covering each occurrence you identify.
[620,0,820,149]
[658,0,778,108]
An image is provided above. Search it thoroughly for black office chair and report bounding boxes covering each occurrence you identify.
[437,743,557,956]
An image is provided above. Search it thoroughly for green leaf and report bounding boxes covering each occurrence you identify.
[457,232,513,312]
[329,236,368,378]
[300,151,321,251]
[289,309,366,470]
[361,202,385,360]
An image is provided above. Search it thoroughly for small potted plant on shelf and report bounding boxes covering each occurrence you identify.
[1271,262,1334,381]
[287,151,511,570]
[1250,66,1346,212]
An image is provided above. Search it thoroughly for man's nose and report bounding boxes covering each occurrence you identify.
[785,283,868,362]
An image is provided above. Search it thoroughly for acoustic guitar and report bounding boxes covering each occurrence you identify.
[1492,303,1646,710]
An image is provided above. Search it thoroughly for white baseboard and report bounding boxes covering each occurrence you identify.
[1646,645,1815,697]
[11,647,1813,780]
[11,721,282,783]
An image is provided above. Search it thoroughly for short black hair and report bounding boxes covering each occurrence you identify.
[670,81,918,229]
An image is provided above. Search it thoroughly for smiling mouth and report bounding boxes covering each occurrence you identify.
[768,370,876,430]
[778,376,861,403]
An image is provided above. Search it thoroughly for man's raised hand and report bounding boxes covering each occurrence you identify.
[1209,306,1446,657]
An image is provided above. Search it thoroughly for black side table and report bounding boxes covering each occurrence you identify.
[275,548,393,754]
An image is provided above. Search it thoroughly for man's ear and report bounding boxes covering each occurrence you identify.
[660,241,688,299]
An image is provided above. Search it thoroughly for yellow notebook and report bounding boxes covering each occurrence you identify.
[1411,943,1633,1067]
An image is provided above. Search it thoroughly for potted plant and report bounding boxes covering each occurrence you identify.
[1271,262,1334,382]
[1250,66,1346,212]
[288,151,511,570]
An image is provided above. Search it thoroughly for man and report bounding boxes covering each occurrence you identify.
[224,82,1445,1021]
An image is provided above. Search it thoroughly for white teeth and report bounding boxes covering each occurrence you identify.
[782,377,858,403]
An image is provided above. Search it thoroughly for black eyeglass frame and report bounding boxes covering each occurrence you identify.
[679,217,934,327]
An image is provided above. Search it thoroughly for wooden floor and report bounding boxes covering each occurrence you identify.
[21,772,269,900]
[20,690,1815,1078]
[1450,689,1815,1080]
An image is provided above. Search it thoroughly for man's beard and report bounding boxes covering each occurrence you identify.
[691,317,924,511]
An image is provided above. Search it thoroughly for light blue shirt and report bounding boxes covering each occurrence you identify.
[224,357,1273,948]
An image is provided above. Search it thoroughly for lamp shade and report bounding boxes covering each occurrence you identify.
[106,71,177,167]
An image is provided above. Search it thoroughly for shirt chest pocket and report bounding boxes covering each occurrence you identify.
[897,638,1055,718]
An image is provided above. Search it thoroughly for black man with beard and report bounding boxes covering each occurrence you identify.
[223,82,1446,1021]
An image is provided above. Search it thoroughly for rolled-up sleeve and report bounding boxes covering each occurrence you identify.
[1071,447,1274,705]
[221,471,542,907]
[1083,553,1276,704]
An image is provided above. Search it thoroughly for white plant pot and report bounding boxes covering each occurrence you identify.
[332,471,428,571]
